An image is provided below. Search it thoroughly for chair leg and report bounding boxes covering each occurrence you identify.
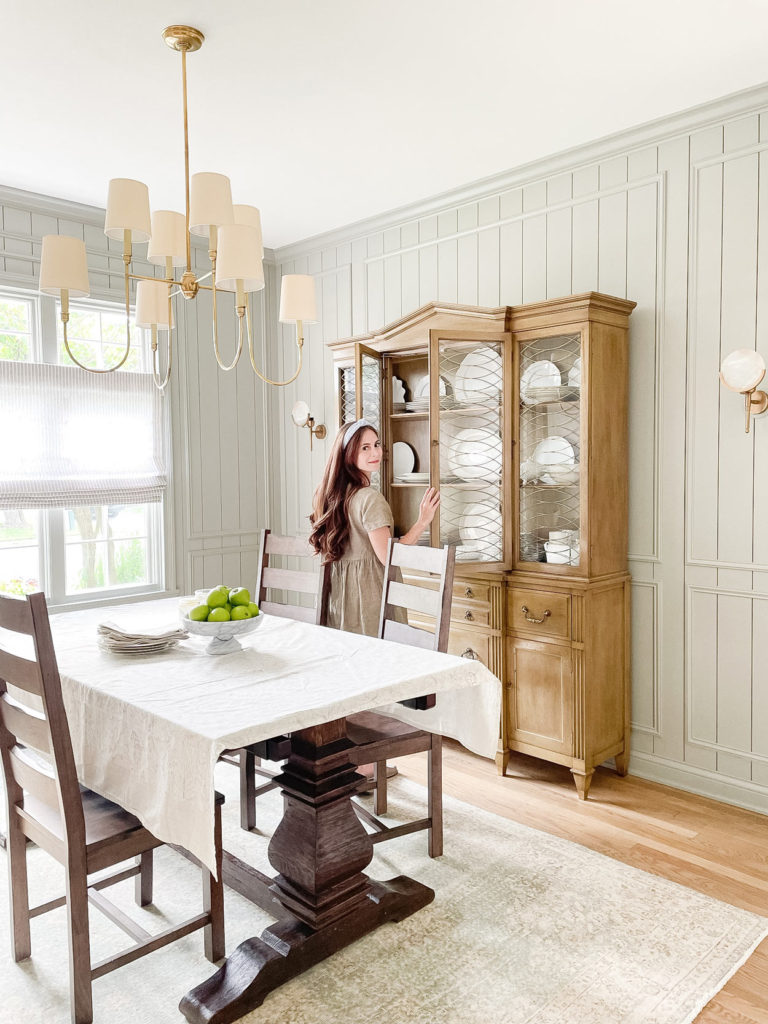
[135,850,153,907]
[7,814,31,961]
[239,748,256,831]
[203,801,225,963]
[66,861,93,1024]
[373,759,388,816]
[428,734,443,858]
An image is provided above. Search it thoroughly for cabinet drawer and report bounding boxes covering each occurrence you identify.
[508,589,570,639]
[451,600,490,627]
[447,627,490,668]
[453,580,490,604]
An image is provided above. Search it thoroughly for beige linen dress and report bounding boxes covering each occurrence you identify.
[327,486,396,636]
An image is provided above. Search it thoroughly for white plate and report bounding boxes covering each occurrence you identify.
[447,428,502,481]
[454,348,502,404]
[567,357,582,389]
[392,441,416,478]
[392,376,407,404]
[413,376,449,399]
[532,435,575,467]
[459,501,502,542]
[399,472,429,482]
[520,360,561,405]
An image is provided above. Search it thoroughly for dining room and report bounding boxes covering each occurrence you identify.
[2,3,768,1023]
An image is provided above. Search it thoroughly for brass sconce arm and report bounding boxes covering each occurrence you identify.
[291,400,327,450]
[719,349,768,433]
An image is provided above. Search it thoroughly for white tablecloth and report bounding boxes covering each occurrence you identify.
[46,599,501,874]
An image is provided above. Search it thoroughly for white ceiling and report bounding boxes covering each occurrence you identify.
[3,0,768,249]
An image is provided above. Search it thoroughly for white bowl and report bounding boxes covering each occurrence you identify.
[184,611,264,655]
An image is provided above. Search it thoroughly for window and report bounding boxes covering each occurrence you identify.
[0,289,167,607]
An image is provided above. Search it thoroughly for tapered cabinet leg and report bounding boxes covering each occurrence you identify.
[614,749,629,777]
[495,749,509,776]
[571,768,594,800]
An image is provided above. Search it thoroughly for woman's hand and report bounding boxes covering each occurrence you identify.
[418,487,440,527]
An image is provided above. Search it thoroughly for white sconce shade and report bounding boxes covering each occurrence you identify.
[233,205,264,260]
[135,280,173,328]
[189,172,234,236]
[719,349,766,393]
[279,274,318,323]
[104,179,151,242]
[39,235,90,297]
[147,210,187,267]
[215,225,265,292]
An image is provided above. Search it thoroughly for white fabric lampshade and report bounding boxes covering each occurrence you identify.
[189,173,234,236]
[104,179,151,242]
[147,211,186,267]
[720,349,766,393]
[233,205,264,260]
[39,235,90,297]
[135,280,173,328]
[215,225,264,292]
[279,274,318,323]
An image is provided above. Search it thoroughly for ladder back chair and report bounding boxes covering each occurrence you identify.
[346,539,456,857]
[0,591,225,1024]
[229,528,330,832]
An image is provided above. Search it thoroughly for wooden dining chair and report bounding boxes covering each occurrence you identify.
[228,528,330,832]
[0,591,225,1024]
[346,539,456,858]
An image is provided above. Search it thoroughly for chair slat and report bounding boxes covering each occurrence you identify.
[389,543,448,574]
[0,649,43,695]
[0,595,35,636]
[262,567,319,595]
[9,746,59,810]
[381,619,436,649]
[260,601,318,623]
[264,534,315,558]
[0,694,50,754]
[386,580,440,617]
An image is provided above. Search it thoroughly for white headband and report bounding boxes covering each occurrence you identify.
[342,418,375,449]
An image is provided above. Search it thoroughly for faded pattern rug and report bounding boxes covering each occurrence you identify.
[1,766,766,1024]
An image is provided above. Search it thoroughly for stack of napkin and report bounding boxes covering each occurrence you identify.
[97,621,188,655]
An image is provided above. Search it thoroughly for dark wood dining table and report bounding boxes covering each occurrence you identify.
[46,598,501,1023]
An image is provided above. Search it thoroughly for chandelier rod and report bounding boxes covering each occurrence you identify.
[182,48,192,275]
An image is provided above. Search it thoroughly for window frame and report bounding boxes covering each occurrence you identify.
[0,285,171,611]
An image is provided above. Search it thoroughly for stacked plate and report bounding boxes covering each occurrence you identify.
[399,472,430,483]
[97,621,188,655]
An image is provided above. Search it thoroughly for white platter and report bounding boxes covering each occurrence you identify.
[413,376,448,399]
[459,501,503,542]
[532,435,575,467]
[392,441,416,478]
[454,348,502,404]
[520,360,561,405]
[447,428,502,481]
[399,472,429,483]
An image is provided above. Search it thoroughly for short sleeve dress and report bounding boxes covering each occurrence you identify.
[326,486,395,636]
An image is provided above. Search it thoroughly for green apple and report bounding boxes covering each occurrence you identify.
[247,602,259,617]
[206,589,228,609]
[230,605,250,620]
[229,587,251,607]
[188,604,209,622]
[208,607,230,622]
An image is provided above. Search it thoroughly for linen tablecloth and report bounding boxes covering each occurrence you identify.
[46,598,501,874]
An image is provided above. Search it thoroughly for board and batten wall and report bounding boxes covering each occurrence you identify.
[268,83,768,813]
[0,185,277,606]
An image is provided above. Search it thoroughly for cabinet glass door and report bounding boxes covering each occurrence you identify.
[430,332,509,566]
[517,332,582,569]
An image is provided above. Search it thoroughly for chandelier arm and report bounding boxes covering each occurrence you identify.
[61,262,132,373]
[246,301,304,387]
[151,323,173,391]
[211,273,244,371]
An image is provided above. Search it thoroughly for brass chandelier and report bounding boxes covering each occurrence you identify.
[38,25,317,392]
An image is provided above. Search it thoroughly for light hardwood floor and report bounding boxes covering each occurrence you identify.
[394,744,768,1024]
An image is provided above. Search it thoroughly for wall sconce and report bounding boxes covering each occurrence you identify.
[291,401,327,450]
[719,349,768,433]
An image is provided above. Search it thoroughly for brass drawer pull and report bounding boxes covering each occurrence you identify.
[464,587,473,598]
[461,648,479,660]
[464,610,474,621]
[521,605,551,624]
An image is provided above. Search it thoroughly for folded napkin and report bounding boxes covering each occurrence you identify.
[97,622,189,642]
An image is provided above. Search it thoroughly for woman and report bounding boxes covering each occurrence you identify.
[309,418,440,636]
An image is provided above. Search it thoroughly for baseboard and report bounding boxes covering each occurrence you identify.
[627,752,768,817]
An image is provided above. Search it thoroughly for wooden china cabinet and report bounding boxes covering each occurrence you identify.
[327,293,635,798]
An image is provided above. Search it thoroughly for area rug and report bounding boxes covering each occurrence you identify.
[1,767,766,1024]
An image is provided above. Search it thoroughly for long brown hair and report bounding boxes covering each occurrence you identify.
[309,423,378,562]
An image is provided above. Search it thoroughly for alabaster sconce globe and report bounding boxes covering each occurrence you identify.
[291,400,326,451]
[719,349,768,433]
